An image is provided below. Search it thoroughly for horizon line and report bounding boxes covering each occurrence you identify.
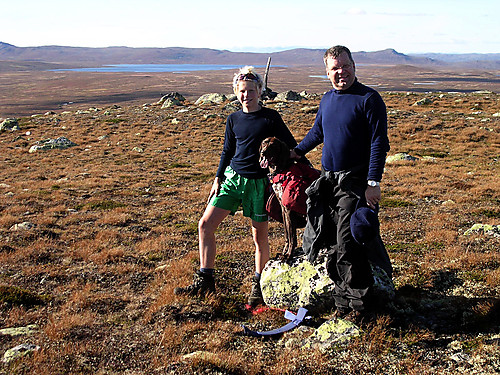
[1,41,498,56]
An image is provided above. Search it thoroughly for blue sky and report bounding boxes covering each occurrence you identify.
[3,0,498,54]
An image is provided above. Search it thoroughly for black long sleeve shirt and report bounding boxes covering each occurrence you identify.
[216,107,297,179]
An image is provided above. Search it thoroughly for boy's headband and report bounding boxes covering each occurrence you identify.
[237,73,259,82]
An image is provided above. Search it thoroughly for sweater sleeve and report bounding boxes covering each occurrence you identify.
[366,92,390,181]
[215,116,236,178]
[294,104,324,156]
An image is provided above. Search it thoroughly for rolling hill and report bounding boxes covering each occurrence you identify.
[1,42,498,69]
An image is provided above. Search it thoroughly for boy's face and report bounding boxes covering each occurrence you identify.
[236,80,260,113]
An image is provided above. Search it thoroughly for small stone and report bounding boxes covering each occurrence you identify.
[3,344,40,363]
[195,93,227,105]
[0,118,19,132]
[386,153,419,163]
[413,98,433,106]
[275,90,302,102]
[10,222,36,231]
[0,324,38,337]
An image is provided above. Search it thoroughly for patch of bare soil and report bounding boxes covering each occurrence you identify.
[0,89,499,374]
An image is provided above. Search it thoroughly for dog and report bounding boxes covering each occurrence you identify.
[259,137,320,260]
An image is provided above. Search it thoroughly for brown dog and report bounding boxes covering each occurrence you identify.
[259,137,319,260]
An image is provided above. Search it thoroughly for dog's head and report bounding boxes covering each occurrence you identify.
[259,137,292,173]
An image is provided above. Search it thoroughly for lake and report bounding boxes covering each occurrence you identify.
[50,64,267,73]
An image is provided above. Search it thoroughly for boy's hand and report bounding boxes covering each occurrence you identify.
[208,177,221,203]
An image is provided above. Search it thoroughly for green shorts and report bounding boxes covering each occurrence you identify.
[210,166,269,222]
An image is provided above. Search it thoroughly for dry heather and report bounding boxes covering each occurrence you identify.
[0,91,499,374]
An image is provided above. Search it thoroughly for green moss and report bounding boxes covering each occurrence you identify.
[386,242,433,256]
[35,189,52,196]
[382,198,416,207]
[155,182,172,187]
[174,221,198,236]
[145,252,165,262]
[463,270,486,282]
[463,337,483,353]
[105,118,126,124]
[420,149,449,158]
[214,295,247,321]
[178,173,211,182]
[167,162,190,169]
[478,209,500,219]
[159,212,174,221]
[85,200,127,210]
[0,285,47,307]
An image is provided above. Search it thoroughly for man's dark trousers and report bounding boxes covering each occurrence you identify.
[325,174,374,312]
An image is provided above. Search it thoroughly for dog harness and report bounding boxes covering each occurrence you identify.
[271,163,320,215]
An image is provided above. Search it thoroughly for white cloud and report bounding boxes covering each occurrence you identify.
[346,8,367,15]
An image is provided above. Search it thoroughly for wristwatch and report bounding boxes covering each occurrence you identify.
[367,180,380,187]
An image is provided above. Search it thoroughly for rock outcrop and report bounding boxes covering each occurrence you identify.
[275,90,302,102]
[261,250,395,315]
[195,93,227,105]
[386,152,419,163]
[29,137,77,153]
[0,118,19,132]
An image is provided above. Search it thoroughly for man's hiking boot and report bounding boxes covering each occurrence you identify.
[174,270,215,297]
[247,276,264,307]
[332,307,351,320]
[332,307,374,326]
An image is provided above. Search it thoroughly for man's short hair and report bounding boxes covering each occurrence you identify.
[323,45,354,65]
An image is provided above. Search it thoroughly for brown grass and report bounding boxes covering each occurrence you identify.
[0,90,498,374]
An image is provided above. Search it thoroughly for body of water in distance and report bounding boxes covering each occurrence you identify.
[50,64,268,73]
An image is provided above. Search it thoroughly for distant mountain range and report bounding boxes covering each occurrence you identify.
[0,42,499,70]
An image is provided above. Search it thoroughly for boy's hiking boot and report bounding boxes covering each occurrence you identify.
[247,276,264,307]
[174,270,215,297]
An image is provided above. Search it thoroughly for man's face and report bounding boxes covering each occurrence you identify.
[325,52,356,91]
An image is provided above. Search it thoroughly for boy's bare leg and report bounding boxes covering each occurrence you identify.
[251,220,270,273]
[198,205,230,269]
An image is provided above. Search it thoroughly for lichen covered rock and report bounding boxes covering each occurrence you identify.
[29,136,77,153]
[303,318,361,350]
[0,118,19,132]
[195,93,227,105]
[464,223,500,237]
[261,253,335,313]
[386,153,419,163]
[261,251,395,314]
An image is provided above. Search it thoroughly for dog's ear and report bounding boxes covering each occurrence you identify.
[260,137,276,155]
[276,138,291,168]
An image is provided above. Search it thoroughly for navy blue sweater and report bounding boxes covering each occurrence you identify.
[216,107,297,179]
[295,80,390,182]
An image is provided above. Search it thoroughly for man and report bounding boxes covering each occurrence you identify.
[291,45,390,320]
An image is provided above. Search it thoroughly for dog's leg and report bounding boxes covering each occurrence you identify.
[290,214,297,257]
[281,205,295,260]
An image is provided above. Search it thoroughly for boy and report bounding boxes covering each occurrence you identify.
[174,66,299,306]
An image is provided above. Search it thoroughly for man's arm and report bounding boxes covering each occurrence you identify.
[365,93,390,209]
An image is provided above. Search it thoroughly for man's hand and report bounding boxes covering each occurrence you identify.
[365,185,381,209]
[289,149,300,160]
